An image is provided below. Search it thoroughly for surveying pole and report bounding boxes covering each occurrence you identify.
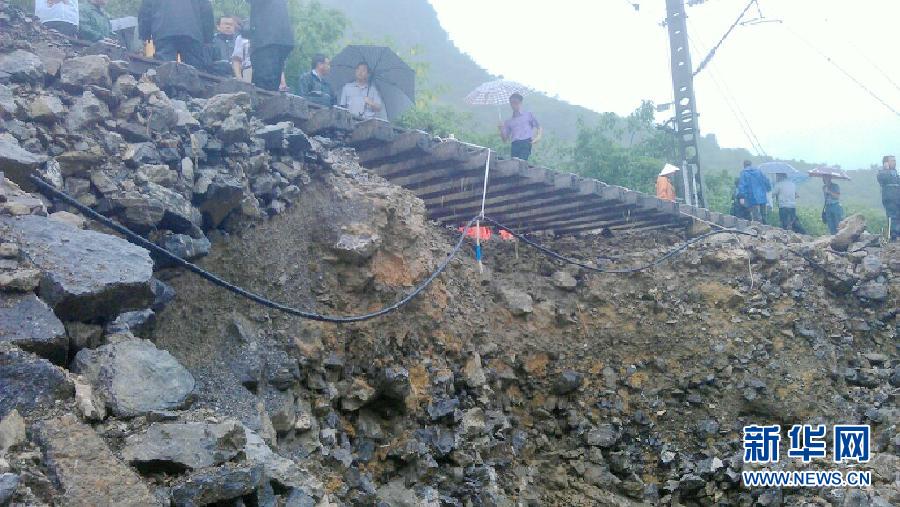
[665,0,708,208]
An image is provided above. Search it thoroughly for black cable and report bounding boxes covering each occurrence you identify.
[28,174,476,324]
[482,216,756,274]
[693,0,756,77]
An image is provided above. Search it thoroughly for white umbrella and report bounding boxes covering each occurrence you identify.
[465,79,530,120]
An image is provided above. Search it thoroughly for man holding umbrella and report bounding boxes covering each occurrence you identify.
[339,62,386,120]
[498,93,542,161]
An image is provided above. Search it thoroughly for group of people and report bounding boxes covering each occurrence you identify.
[33,0,112,43]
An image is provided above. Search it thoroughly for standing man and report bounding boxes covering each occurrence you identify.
[773,173,805,233]
[339,62,386,120]
[209,15,238,75]
[139,0,214,69]
[34,0,79,37]
[877,155,900,240]
[247,0,295,92]
[78,0,111,43]
[822,175,843,235]
[297,54,335,107]
[656,164,679,202]
[737,160,771,223]
[498,93,542,161]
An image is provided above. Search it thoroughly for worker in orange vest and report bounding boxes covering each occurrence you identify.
[656,164,679,202]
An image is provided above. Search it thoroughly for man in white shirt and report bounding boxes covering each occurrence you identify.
[35,0,79,37]
[339,62,387,120]
[773,173,805,233]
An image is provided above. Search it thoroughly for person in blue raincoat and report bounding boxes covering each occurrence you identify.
[737,160,771,223]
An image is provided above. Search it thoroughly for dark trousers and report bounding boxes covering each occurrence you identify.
[251,45,293,92]
[824,202,843,235]
[748,204,764,223]
[511,139,533,161]
[154,36,207,69]
[884,202,899,240]
[778,207,806,234]
[44,21,78,37]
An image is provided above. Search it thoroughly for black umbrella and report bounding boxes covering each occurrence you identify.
[327,45,415,121]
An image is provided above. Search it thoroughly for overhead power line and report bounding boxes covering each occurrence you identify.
[781,23,900,120]
[693,0,757,77]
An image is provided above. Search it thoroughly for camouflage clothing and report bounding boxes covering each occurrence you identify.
[79,1,111,43]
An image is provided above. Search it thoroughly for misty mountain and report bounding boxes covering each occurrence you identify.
[317,0,603,140]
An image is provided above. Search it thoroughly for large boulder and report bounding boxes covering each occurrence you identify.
[59,54,111,90]
[257,94,310,124]
[0,215,154,321]
[0,346,73,418]
[0,50,45,83]
[156,61,206,97]
[35,414,157,506]
[0,294,67,364]
[499,287,533,316]
[28,94,67,124]
[831,214,866,252]
[123,420,246,471]
[73,339,195,417]
[0,134,47,188]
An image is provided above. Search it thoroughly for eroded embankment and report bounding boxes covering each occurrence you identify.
[154,162,899,506]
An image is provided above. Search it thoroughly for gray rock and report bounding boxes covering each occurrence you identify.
[0,294,67,364]
[333,232,380,264]
[35,414,156,505]
[73,339,195,417]
[140,182,201,233]
[463,352,487,387]
[499,287,533,316]
[200,92,251,124]
[66,90,110,131]
[0,134,48,188]
[136,164,179,188]
[123,142,162,167]
[831,214,866,252]
[286,128,313,155]
[551,270,578,291]
[0,83,14,117]
[554,370,584,395]
[196,174,244,228]
[857,280,888,302]
[0,50,45,83]
[106,309,156,337]
[376,479,422,507]
[378,367,410,403]
[160,233,211,262]
[585,423,619,448]
[0,214,154,321]
[0,347,73,418]
[257,94,310,124]
[29,94,66,124]
[256,124,287,150]
[171,464,264,507]
[156,61,205,97]
[0,473,19,505]
[59,55,111,90]
[123,420,246,471]
[220,113,250,144]
[0,410,26,455]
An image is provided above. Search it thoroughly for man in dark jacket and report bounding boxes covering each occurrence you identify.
[877,155,900,240]
[209,15,238,75]
[247,0,295,91]
[297,54,335,106]
[737,160,771,223]
[139,0,214,69]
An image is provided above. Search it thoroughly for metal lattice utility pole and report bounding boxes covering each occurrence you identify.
[665,0,708,208]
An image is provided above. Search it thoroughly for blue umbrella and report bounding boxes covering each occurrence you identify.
[759,162,807,183]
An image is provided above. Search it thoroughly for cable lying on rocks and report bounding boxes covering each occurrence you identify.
[29,174,477,323]
[31,174,762,322]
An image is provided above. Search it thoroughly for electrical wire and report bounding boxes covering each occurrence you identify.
[781,22,900,120]
[693,0,756,77]
[28,174,478,324]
